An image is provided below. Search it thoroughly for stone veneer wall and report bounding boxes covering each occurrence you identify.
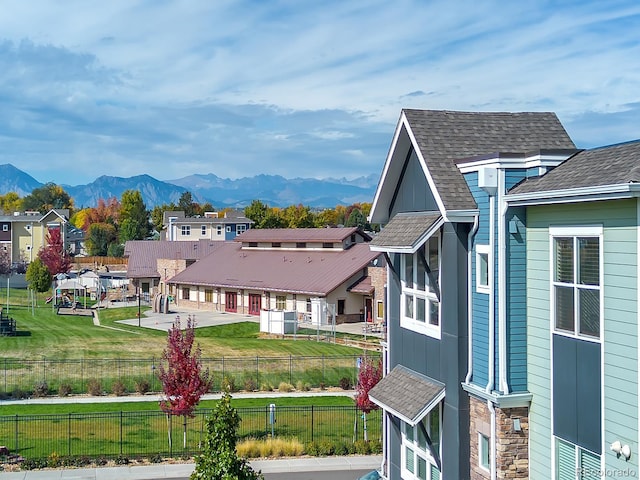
[469,396,529,480]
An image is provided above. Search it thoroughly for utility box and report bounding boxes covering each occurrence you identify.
[478,167,498,195]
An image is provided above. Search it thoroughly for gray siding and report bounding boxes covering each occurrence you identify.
[527,198,638,478]
[389,149,439,217]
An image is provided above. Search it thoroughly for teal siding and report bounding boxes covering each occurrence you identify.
[526,198,638,478]
[505,168,528,190]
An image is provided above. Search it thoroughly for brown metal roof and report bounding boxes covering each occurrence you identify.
[168,242,381,296]
[235,227,370,243]
[124,240,226,279]
[348,276,374,295]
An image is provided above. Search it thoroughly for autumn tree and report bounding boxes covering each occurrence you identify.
[355,357,383,441]
[38,228,71,275]
[0,192,23,214]
[158,316,211,450]
[119,190,150,241]
[191,391,263,480]
[22,183,73,214]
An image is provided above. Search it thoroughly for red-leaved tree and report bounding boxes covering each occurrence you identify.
[38,228,71,275]
[158,315,211,449]
[355,356,382,441]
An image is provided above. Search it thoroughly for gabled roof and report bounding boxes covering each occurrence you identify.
[124,240,226,278]
[369,212,442,253]
[235,227,369,243]
[508,140,640,202]
[370,109,575,223]
[168,242,380,296]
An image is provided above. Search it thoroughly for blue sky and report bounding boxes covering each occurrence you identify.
[1,0,639,186]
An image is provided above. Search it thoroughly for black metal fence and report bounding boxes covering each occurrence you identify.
[0,355,379,397]
[0,405,382,460]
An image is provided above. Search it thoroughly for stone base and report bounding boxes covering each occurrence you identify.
[469,396,529,479]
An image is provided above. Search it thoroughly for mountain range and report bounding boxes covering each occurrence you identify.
[0,164,379,209]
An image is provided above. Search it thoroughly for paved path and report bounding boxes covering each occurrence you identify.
[0,455,382,479]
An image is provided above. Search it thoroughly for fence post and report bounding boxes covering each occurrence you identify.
[322,355,325,386]
[68,413,72,456]
[255,356,259,389]
[221,357,225,390]
[289,354,292,385]
[14,414,18,452]
[4,358,6,393]
[311,406,314,443]
[120,411,124,455]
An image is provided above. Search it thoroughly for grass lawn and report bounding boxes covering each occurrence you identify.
[1,289,364,359]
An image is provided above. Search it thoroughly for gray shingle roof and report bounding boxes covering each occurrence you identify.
[402,109,576,211]
[370,212,442,251]
[369,365,445,425]
[509,140,640,195]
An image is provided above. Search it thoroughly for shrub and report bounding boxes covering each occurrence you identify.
[317,440,335,456]
[58,383,72,397]
[47,451,61,468]
[221,376,236,393]
[354,440,371,455]
[339,377,352,390]
[278,382,294,393]
[11,389,28,399]
[243,377,257,392]
[305,442,319,456]
[236,439,261,459]
[134,379,150,395]
[149,453,163,464]
[368,439,382,454]
[319,382,326,391]
[32,381,49,398]
[115,454,130,465]
[259,382,273,392]
[334,442,349,456]
[86,379,102,396]
[295,380,310,392]
[95,456,108,466]
[111,380,126,396]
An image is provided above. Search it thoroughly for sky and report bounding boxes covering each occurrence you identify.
[1,1,639,186]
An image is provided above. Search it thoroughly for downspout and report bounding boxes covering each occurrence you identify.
[488,399,497,480]
[498,169,510,394]
[465,215,480,384]
[485,193,496,396]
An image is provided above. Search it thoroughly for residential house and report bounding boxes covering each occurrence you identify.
[506,140,640,479]
[162,210,253,241]
[367,109,576,480]
[166,227,385,324]
[0,209,72,265]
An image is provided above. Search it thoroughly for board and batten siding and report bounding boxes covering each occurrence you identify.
[526,198,638,478]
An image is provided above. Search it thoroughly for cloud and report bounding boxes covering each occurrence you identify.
[0,0,638,186]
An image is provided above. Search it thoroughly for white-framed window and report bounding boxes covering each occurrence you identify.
[181,225,191,236]
[555,437,600,480]
[201,225,207,236]
[2,224,8,231]
[476,244,490,294]
[377,301,384,320]
[216,225,223,236]
[478,433,490,472]
[26,224,31,231]
[226,226,232,233]
[237,224,247,234]
[550,226,602,340]
[400,405,442,480]
[276,295,286,310]
[26,245,31,251]
[400,234,440,338]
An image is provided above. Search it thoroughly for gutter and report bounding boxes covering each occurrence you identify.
[485,193,495,395]
[498,170,509,394]
[505,183,640,206]
[465,215,480,384]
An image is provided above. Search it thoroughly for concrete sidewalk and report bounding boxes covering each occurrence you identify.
[0,455,382,479]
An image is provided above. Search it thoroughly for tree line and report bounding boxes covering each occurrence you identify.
[0,184,376,261]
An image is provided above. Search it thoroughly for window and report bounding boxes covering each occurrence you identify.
[337,299,345,315]
[201,225,207,236]
[216,225,223,235]
[322,242,333,248]
[272,243,281,248]
[401,234,440,337]
[296,242,306,249]
[249,242,258,247]
[205,289,213,303]
[306,298,312,313]
[551,227,601,339]
[401,405,441,480]
[377,301,384,319]
[2,225,8,232]
[182,287,190,300]
[476,244,490,294]
[226,226,232,233]
[181,225,191,236]
[237,224,247,234]
[479,434,490,471]
[555,438,600,480]
[276,295,286,310]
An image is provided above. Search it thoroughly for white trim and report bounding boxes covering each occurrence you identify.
[457,152,571,173]
[498,169,509,394]
[486,193,496,394]
[478,432,491,472]
[638,197,640,473]
[476,244,490,294]
[465,215,480,385]
[506,183,640,206]
[369,217,444,254]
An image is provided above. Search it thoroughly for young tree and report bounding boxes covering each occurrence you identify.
[26,258,51,298]
[244,200,268,227]
[0,250,11,276]
[0,191,23,213]
[158,316,211,450]
[22,182,74,214]
[191,391,263,480]
[86,223,117,256]
[178,191,198,217]
[38,228,71,275]
[355,356,383,441]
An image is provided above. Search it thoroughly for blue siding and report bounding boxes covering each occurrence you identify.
[506,207,527,391]
[465,171,490,388]
[505,168,527,190]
